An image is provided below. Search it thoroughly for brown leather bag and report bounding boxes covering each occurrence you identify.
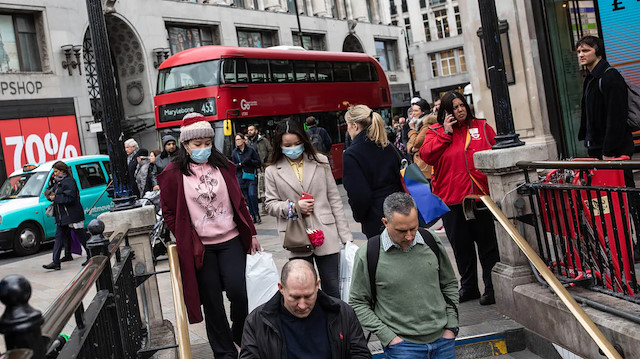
[283,215,312,252]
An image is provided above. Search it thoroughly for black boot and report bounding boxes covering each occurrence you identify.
[43,262,61,270]
[255,213,262,224]
[60,255,73,262]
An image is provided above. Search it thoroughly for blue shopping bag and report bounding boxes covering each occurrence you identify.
[401,163,450,224]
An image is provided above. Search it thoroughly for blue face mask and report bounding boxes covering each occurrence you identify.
[281,144,304,160]
[189,146,212,164]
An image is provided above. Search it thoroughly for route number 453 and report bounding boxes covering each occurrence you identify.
[201,100,215,115]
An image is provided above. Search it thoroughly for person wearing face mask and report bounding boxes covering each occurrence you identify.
[232,133,262,224]
[264,118,353,299]
[420,91,500,306]
[342,105,404,239]
[158,112,261,358]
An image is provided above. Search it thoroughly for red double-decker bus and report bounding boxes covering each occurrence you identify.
[154,45,392,179]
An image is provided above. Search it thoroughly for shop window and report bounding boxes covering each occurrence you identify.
[0,13,42,72]
[167,24,219,55]
[237,29,278,48]
[375,39,397,71]
[292,33,326,51]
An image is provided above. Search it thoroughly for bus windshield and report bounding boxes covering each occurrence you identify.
[0,172,48,200]
[157,59,220,94]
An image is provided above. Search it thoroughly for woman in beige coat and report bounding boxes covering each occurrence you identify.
[408,100,438,180]
[264,119,352,298]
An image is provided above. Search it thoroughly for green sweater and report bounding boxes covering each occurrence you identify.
[348,232,459,346]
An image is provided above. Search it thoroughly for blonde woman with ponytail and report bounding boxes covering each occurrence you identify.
[342,105,404,238]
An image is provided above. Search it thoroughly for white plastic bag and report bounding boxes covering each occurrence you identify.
[246,251,280,312]
[339,241,359,302]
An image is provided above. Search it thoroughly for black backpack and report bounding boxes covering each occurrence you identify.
[366,228,458,315]
[599,67,640,132]
[307,127,326,153]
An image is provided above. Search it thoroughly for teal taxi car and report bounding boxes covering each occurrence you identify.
[0,155,114,255]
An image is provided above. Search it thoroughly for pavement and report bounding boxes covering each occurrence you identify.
[0,185,528,357]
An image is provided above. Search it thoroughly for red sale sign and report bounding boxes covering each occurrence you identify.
[0,115,81,175]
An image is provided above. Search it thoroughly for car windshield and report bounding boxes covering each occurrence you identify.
[157,59,220,94]
[0,172,48,199]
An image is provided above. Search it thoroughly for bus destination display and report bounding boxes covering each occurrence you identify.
[158,97,216,123]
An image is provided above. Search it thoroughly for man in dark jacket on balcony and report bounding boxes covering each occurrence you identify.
[240,259,371,359]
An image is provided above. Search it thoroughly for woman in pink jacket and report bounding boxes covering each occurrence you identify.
[420,91,500,306]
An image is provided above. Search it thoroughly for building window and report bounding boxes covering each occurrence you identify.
[454,6,462,35]
[235,0,259,9]
[429,48,466,77]
[392,20,398,26]
[434,9,449,39]
[0,13,42,72]
[429,0,446,5]
[401,0,408,13]
[237,29,278,48]
[292,33,326,51]
[375,39,397,71]
[419,0,426,8]
[423,14,431,42]
[404,17,412,44]
[167,25,219,55]
[390,2,397,15]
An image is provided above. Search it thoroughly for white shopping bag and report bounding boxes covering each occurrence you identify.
[246,251,280,312]
[339,241,359,302]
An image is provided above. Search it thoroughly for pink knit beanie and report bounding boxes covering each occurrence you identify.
[179,113,214,142]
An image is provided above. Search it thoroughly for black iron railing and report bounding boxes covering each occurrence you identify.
[0,220,153,359]
[517,160,640,303]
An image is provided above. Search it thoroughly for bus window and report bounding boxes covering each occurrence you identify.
[248,59,269,83]
[294,61,316,82]
[368,62,379,81]
[333,62,351,82]
[351,62,371,82]
[223,59,236,83]
[270,59,293,83]
[157,59,220,94]
[237,59,249,83]
[317,62,332,82]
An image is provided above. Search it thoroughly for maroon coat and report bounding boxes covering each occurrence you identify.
[158,160,256,324]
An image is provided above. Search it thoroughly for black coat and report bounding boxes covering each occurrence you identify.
[232,146,261,188]
[50,176,85,226]
[578,60,634,157]
[128,150,142,198]
[342,131,404,238]
[239,290,371,359]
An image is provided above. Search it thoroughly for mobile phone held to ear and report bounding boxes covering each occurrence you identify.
[300,192,314,200]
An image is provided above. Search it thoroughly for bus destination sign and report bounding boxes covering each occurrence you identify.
[158,97,217,123]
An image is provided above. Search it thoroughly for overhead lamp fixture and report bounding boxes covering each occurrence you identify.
[61,44,83,76]
[153,48,171,68]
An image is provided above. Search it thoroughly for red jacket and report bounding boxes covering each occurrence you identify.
[419,119,496,205]
[158,160,256,324]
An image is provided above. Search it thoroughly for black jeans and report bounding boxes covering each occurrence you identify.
[196,237,248,358]
[291,253,340,299]
[441,204,500,294]
[52,224,87,264]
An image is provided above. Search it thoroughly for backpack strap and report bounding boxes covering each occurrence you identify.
[598,67,616,93]
[366,235,381,306]
[418,228,459,318]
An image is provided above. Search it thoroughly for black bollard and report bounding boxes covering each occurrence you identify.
[0,275,45,358]
[86,219,109,258]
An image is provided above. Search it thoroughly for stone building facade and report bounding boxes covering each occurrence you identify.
[0,0,409,181]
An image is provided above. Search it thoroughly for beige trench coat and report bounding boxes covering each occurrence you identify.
[264,153,352,257]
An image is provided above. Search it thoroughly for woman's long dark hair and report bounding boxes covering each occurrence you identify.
[172,138,228,175]
[268,118,325,165]
[52,161,72,176]
[436,91,473,126]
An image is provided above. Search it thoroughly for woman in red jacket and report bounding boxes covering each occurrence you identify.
[158,113,260,358]
[419,91,500,306]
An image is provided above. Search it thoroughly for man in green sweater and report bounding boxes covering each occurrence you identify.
[349,192,459,358]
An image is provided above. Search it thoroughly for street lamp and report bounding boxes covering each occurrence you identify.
[477,0,524,149]
[85,0,139,210]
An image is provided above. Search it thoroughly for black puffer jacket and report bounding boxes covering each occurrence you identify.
[240,291,371,359]
[50,175,85,225]
[578,60,633,157]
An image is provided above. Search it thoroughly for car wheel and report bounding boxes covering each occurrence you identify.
[13,222,42,256]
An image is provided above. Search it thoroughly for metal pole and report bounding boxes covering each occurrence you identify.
[293,0,304,46]
[403,30,417,98]
[85,0,138,210]
[477,0,524,149]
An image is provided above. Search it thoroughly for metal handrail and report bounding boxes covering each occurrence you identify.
[464,195,623,359]
[41,255,108,341]
[517,160,640,170]
[40,223,130,343]
[167,244,192,358]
